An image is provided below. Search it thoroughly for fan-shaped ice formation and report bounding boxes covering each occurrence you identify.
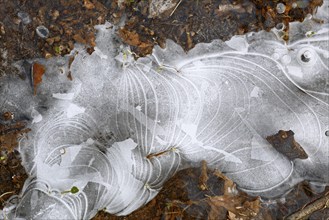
[1,4,329,219]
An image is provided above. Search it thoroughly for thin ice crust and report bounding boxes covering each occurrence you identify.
[0,4,328,219]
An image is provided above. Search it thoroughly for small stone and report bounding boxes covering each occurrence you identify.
[276,3,286,14]
[17,12,31,25]
[44,51,52,59]
[51,10,60,20]
[36,26,49,38]
[275,23,285,31]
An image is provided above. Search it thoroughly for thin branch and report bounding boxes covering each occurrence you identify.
[285,192,329,220]
[170,0,182,17]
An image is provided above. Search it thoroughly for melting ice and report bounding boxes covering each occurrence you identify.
[0,3,329,219]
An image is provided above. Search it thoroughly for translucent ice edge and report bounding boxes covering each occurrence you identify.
[1,4,328,219]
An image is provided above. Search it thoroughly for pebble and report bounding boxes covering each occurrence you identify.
[275,23,285,31]
[276,3,286,14]
[17,12,31,25]
[36,26,49,38]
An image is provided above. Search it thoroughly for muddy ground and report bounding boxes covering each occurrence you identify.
[0,0,323,75]
[92,162,329,220]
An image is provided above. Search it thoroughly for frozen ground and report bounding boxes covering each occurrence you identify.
[0,2,328,219]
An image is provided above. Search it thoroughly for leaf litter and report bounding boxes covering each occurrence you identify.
[93,161,329,220]
[0,112,29,209]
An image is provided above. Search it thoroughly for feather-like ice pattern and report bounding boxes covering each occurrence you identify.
[1,5,329,219]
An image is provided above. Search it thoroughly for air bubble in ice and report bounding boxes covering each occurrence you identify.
[297,47,317,66]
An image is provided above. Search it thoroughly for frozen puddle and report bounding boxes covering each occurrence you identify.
[1,6,328,220]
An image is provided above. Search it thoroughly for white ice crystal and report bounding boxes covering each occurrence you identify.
[0,4,328,219]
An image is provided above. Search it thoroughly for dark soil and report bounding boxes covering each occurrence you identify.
[0,112,29,209]
[92,162,329,220]
[115,0,323,56]
[0,0,323,75]
[271,182,329,219]
[0,0,107,77]
[93,161,262,220]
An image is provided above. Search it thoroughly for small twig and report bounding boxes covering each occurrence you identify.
[285,192,329,220]
[198,160,208,191]
[170,0,182,17]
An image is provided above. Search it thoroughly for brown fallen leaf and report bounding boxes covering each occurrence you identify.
[118,28,153,48]
[207,195,228,220]
[73,34,87,45]
[209,169,261,219]
[0,120,30,153]
[32,62,45,95]
[84,0,95,10]
[266,130,308,160]
[208,194,261,219]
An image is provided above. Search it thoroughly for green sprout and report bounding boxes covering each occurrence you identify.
[61,186,79,194]
[54,46,61,54]
[70,186,79,194]
[54,45,64,54]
